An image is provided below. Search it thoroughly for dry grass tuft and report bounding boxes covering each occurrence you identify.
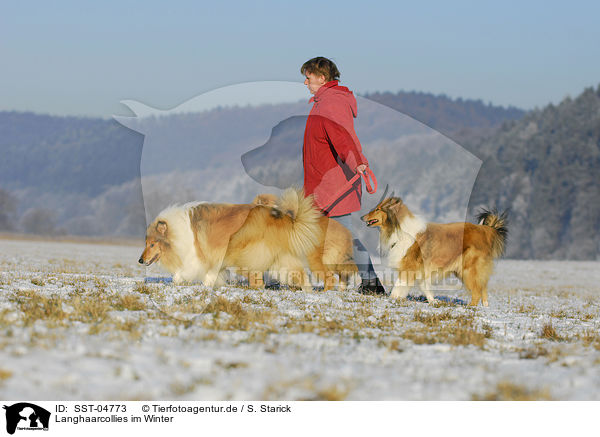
[8,284,153,337]
[203,295,274,331]
[204,295,245,316]
[578,330,600,350]
[314,384,350,401]
[263,377,351,401]
[413,309,456,326]
[94,277,108,290]
[517,303,536,314]
[71,294,111,323]
[112,319,144,340]
[170,377,213,396]
[165,293,210,316]
[549,310,568,319]
[381,338,403,352]
[540,323,564,341]
[281,314,355,336]
[30,278,45,286]
[215,360,249,370]
[115,294,146,311]
[13,290,68,327]
[473,381,552,401]
[0,369,13,381]
[519,344,548,359]
[241,294,276,308]
[0,309,12,329]
[401,312,490,348]
[133,282,158,296]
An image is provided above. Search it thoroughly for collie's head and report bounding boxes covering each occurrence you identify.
[361,197,410,230]
[139,220,170,266]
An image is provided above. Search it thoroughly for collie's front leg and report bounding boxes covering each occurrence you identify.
[203,266,222,288]
[173,269,197,285]
[418,279,438,304]
[172,271,184,285]
[388,275,408,300]
[390,284,410,300]
[387,269,409,299]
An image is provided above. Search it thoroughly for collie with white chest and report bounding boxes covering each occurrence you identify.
[138,201,254,285]
[361,197,508,306]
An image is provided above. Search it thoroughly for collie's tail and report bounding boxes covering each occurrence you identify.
[476,208,508,258]
[274,188,322,256]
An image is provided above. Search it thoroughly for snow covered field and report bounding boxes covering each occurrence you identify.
[1,238,599,400]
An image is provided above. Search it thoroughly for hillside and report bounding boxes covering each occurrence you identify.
[7,86,599,260]
[0,91,522,196]
[365,90,524,142]
[0,112,143,196]
[467,85,600,259]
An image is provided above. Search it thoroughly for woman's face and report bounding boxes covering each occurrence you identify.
[304,72,327,95]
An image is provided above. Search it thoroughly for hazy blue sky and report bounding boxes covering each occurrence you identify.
[1,0,599,117]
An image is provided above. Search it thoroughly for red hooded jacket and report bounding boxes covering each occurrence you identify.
[303,81,369,216]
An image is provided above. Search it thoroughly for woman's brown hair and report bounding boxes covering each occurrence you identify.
[300,57,340,82]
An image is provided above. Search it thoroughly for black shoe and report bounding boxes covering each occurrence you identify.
[357,278,387,295]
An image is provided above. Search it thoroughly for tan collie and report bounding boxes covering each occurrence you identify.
[253,194,359,291]
[361,197,508,306]
[220,189,323,292]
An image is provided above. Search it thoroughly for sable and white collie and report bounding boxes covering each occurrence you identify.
[361,197,508,306]
[138,188,324,290]
[139,201,254,285]
[253,194,359,291]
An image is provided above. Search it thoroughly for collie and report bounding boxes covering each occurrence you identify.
[219,189,323,291]
[139,201,254,285]
[361,197,507,306]
[138,188,324,290]
[253,194,359,291]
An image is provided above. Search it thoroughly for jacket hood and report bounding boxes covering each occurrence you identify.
[311,81,358,118]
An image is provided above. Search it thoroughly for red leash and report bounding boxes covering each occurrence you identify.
[320,167,377,213]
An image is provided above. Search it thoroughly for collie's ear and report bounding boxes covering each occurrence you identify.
[156,221,168,235]
[385,197,403,211]
[253,193,277,207]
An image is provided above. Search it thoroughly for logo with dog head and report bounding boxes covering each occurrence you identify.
[3,403,50,435]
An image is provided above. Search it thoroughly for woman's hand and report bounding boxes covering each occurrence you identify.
[356,164,367,174]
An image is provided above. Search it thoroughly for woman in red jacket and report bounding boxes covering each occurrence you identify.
[301,56,385,294]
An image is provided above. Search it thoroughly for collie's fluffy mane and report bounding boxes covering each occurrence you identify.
[154,202,205,245]
[376,197,426,250]
[381,202,427,263]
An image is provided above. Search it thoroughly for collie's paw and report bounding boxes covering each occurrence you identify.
[389,285,409,300]
[302,285,315,293]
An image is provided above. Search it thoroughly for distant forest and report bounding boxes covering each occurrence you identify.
[467,86,600,259]
[1,86,598,260]
[365,90,524,140]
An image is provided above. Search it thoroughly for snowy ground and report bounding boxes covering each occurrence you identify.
[0,238,599,400]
